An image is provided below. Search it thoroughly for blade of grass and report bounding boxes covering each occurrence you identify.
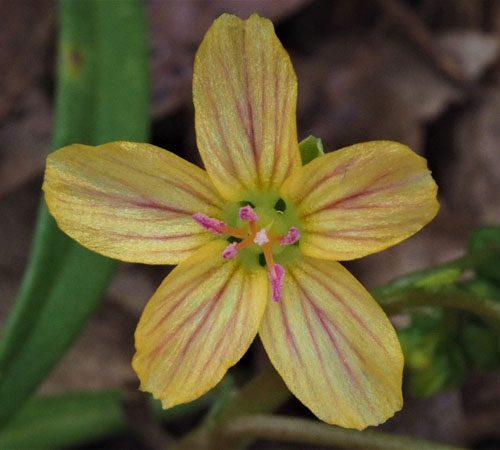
[0,0,149,426]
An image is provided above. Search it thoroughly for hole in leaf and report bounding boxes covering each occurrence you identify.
[240,200,255,208]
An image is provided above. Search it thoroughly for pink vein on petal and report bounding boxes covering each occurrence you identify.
[295,262,390,357]
[69,158,202,213]
[289,269,376,417]
[198,268,246,377]
[242,26,260,185]
[95,152,221,208]
[157,266,238,396]
[148,265,225,334]
[291,276,340,405]
[145,265,237,367]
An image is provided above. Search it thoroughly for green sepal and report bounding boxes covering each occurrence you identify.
[298,135,324,165]
[468,225,500,284]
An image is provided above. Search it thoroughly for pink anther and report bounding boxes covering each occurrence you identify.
[268,264,285,302]
[239,205,259,222]
[192,213,226,234]
[222,242,238,259]
[280,227,300,246]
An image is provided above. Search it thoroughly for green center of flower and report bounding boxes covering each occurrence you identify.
[193,190,302,301]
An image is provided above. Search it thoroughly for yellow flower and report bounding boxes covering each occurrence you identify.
[43,14,439,430]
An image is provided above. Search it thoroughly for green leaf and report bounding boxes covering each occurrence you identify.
[407,346,466,397]
[398,310,467,397]
[0,0,150,427]
[468,225,500,284]
[461,320,500,371]
[0,378,237,450]
[414,267,461,288]
[462,278,500,303]
[0,391,126,450]
[298,135,324,165]
[399,330,438,371]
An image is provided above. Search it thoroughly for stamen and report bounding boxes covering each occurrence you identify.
[262,243,284,301]
[223,226,249,239]
[193,213,247,238]
[222,242,238,259]
[249,221,258,235]
[192,213,226,234]
[195,206,295,302]
[239,205,259,222]
[254,229,269,245]
[238,234,256,250]
[280,227,300,245]
[268,264,285,302]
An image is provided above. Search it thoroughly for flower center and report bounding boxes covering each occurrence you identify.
[192,197,301,302]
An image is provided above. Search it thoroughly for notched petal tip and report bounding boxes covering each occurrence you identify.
[193,11,301,200]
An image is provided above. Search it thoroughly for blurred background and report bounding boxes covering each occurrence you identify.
[1,0,499,448]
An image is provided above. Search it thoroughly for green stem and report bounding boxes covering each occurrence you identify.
[221,415,461,449]
[371,249,499,299]
[376,286,500,324]
[171,367,291,450]
[371,249,500,326]
[214,366,291,421]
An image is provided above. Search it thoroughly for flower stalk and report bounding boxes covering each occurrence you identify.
[219,415,461,450]
[379,286,500,327]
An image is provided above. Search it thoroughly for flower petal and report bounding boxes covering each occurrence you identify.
[259,256,403,430]
[193,13,301,200]
[133,240,268,408]
[281,141,439,260]
[43,142,224,264]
